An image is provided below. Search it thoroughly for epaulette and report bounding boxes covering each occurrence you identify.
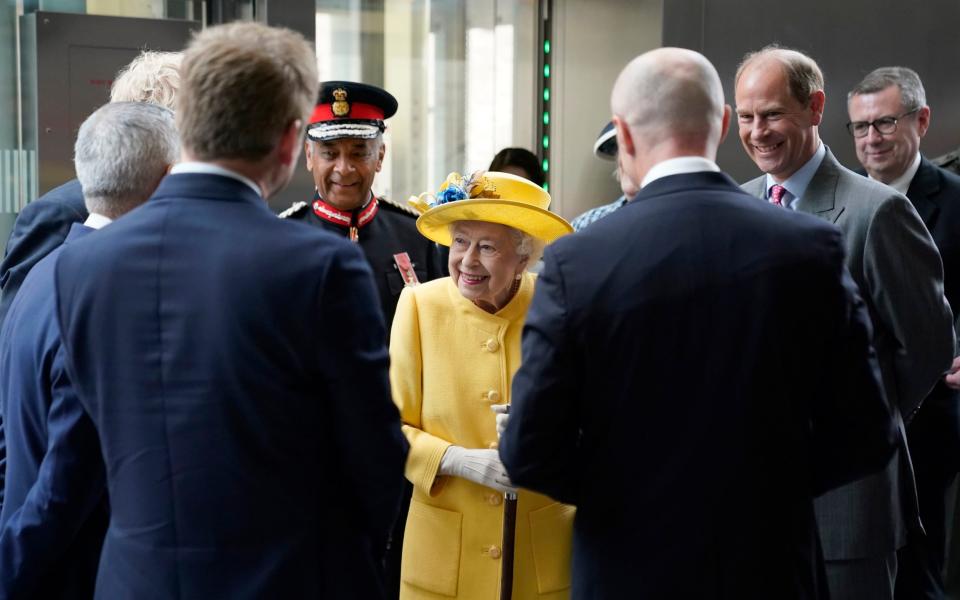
[278,201,308,219]
[378,197,420,218]
[934,149,960,174]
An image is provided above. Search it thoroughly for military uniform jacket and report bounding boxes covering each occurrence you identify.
[281,195,445,332]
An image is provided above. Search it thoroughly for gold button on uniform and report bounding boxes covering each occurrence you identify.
[488,545,501,559]
[486,390,500,402]
[482,338,499,352]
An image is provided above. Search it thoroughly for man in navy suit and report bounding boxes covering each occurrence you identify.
[0,50,181,329]
[500,47,897,599]
[0,101,179,599]
[52,22,407,599]
[847,66,960,600]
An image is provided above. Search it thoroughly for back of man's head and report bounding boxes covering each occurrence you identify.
[75,102,179,219]
[110,51,183,110]
[611,48,726,157]
[176,22,318,162]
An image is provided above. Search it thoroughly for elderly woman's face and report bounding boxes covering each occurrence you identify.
[449,221,528,310]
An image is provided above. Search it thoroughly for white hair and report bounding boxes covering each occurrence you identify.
[508,227,545,266]
[110,51,182,109]
[74,102,179,218]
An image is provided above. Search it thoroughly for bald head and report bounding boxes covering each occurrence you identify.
[611,47,726,151]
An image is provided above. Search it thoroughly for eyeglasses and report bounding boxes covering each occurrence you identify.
[846,108,919,138]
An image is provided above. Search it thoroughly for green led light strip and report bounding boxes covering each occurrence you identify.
[537,0,553,191]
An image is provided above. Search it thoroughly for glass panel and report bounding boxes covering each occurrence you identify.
[0,1,202,236]
[315,0,538,201]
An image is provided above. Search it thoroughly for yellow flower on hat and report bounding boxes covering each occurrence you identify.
[410,170,573,246]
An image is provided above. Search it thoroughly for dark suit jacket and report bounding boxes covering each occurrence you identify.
[0,179,87,328]
[907,157,960,335]
[53,173,408,599]
[0,223,107,600]
[500,170,897,600]
[743,148,955,561]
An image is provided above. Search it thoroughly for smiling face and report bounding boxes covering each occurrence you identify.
[304,136,385,210]
[735,60,824,182]
[848,85,928,184]
[448,220,528,311]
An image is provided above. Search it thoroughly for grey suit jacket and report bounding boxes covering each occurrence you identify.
[743,147,955,560]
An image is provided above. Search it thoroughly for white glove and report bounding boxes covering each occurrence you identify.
[438,446,517,494]
[491,404,509,437]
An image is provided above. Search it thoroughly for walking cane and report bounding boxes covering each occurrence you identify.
[500,405,517,600]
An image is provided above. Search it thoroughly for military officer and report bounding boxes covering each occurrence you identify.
[281,81,444,331]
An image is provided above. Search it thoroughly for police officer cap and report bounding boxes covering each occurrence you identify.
[306,81,399,142]
[593,121,618,161]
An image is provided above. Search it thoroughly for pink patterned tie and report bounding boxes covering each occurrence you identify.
[769,184,786,207]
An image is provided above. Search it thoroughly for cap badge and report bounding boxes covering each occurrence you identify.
[332,88,350,117]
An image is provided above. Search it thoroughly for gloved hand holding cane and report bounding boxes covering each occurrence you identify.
[438,446,517,494]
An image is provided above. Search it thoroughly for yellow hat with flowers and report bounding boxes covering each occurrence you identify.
[408,171,573,246]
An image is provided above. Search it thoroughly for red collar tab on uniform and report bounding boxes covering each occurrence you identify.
[311,193,379,228]
[310,102,385,124]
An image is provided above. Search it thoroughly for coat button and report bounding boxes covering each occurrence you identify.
[487,494,503,506]
[483,338,499,352]
[488,545,501,559]
[486,390,500,402]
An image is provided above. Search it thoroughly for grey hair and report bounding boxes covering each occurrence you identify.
[74,102,179,218]
[848,66,927,112]
[508,228,545,266]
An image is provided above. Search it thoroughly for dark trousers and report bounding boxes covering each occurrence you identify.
[826,552,898,600]
[896,388,960,600]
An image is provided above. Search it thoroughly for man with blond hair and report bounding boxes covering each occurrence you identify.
[737,46,954,599]
[52,22,406,599]
[0,50,182,327]
[0,101,178,599]
[501,47,895,599]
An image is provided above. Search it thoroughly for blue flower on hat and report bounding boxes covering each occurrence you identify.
[436,184,468,205]
[406,171,500,214]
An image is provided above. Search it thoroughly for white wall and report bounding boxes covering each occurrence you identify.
[550,0,661,220]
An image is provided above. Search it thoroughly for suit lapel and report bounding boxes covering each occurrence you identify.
[741,176,765,199]
[905,158,941,229]
[795,149,844,224]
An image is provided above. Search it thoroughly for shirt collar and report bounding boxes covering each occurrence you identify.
[641,156,721,188]
[170,162,263,197]
[870,152,921,196]
[83,213,113,230]
[764,142,825,208]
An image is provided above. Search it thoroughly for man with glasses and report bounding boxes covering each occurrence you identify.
[737,45,954,600]
[848,66,960,600]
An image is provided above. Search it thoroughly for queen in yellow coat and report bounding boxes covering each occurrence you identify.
[391,172,574,599]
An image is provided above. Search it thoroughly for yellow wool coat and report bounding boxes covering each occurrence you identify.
[390,273,574,600]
